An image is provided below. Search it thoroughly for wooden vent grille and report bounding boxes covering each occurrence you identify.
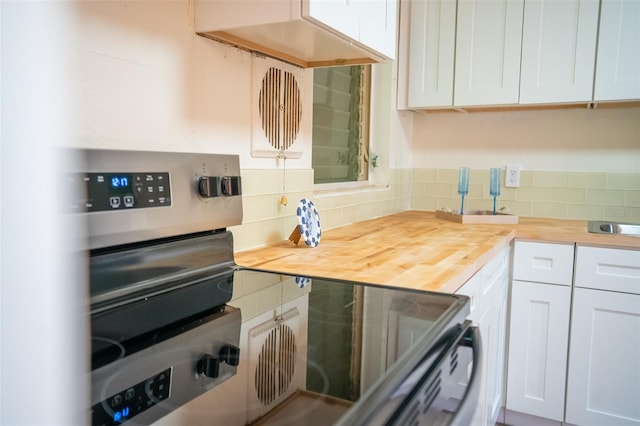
[254,323,297,406]
[258,67,302,152]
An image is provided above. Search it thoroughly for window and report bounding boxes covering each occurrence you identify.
[312,65,371,185]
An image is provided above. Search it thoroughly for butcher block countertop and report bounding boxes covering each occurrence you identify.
[234,211,640,294]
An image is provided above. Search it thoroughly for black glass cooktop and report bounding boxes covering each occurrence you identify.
[90,263,470,425]
[187,267,472,426]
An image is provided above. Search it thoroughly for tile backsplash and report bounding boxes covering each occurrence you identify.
[230,168,412,251]
[230,167,638,252]
[412,168,640,223]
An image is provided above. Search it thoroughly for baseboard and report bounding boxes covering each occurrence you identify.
[502,409,562,426]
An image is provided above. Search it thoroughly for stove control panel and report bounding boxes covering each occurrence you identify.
[78,172,172,213]
[196,176,241,198]
[92,367,172,426]
[74,149,243,249]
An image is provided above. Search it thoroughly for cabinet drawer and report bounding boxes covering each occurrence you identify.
[513,241,574,285]
[456,272,482,323]
[479,246,510,302]
[457,245,510,323]
[575,246,640,295]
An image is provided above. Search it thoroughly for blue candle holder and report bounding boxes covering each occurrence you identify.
[458,167,469,215]
[490,168,501,215]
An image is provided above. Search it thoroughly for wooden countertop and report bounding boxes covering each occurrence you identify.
[234,211,640,294]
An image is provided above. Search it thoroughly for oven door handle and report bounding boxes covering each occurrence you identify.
[450,325,483,426]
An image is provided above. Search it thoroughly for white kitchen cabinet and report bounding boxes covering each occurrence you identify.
[575,245,640,294]
[453,0,524,106]
[565,245,640,426]
[195,0,397,68]
[479,281,508,426]
[406,0,457,107]
[566,288,640,426]
[401,0,637,109]
[519,0,600,104]
[405,0,524,108]
[506,241,574,424]
[512,240,575,285]
[456,245,510,426]
[594,0,640,102]
[506,280,571,421]
[309,0,398,61]
[359,0,399,61]
[306,0,360,42]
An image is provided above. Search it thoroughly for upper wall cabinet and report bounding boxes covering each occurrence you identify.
[359,0,399,66]
[406,0,457,107]
[519,0,599,104]
[403,0,524,108]
[593,0,640,101]
[454,0,524,106]
[399,0,638,109]
[195,0,398,68]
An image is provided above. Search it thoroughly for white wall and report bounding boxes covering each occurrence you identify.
[410,106,640,172]
[73,0,313,170]
[1,2,89,424]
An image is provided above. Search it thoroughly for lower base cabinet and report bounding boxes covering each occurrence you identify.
[565,288,640,426]
[456,246,510,426]
[506,280,571,421]
[506,243,640,426]
[480,283,508,426]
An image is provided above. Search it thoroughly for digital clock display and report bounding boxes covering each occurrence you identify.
[111,176,130,188]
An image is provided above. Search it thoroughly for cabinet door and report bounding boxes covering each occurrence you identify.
[454,0,524,106]
[480,282,508,426]
[519,0,599,104]
[360,0,398,59]
[506,280,571,421]
[305,0,361,42]
[455,246,510,425]
[407,0,456,107]
[566,288,640,426]
[594,0,640,101]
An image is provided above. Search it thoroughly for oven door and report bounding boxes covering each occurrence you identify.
[337,320,482,426]
[89,232,242,426]
[92,306,241,426]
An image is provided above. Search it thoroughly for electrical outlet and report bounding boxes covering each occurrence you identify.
[506,164,521,187]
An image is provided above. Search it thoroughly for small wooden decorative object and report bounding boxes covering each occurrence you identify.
[289,199,322,247]
[436,209,519,224]
[289,226,302,245]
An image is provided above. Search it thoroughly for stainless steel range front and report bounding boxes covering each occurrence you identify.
[75,149,244,426]
[77,149,480,426]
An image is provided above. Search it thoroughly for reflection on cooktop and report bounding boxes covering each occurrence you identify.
[91,266,187,296]
[91,336,125,369]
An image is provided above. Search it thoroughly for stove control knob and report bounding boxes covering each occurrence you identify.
[219,344,240,366]
[197,176,219,198]
[197,354,220,378]
[221,176,242,196]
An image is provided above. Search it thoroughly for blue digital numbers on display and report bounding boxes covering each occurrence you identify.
[111,176,129,188]
[113,407,130,422]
